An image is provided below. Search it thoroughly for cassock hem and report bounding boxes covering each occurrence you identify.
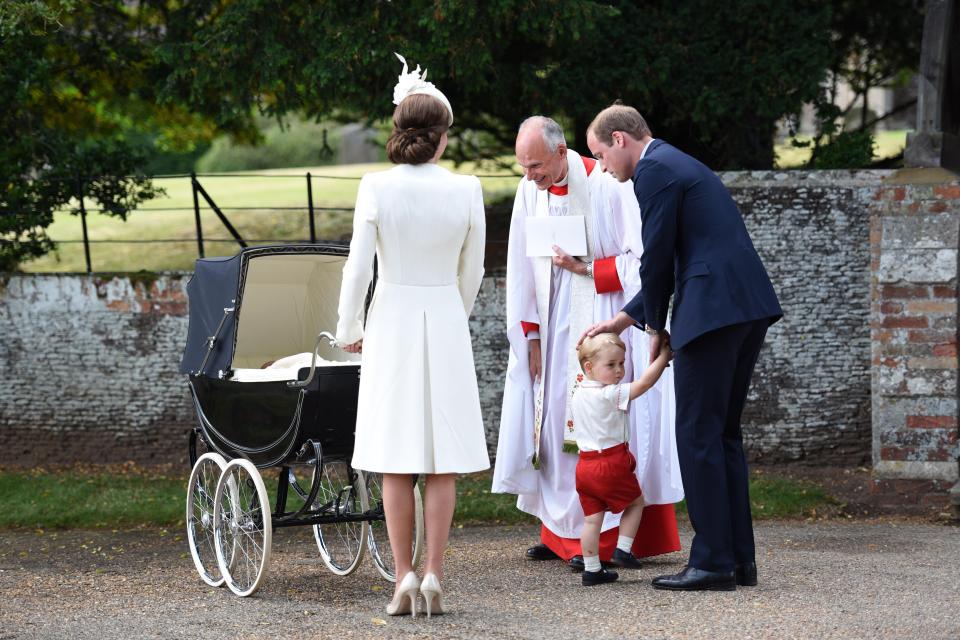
[539,503,681,561]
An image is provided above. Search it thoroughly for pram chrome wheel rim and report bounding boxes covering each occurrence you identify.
[313,461,368,576]
[213,458,272,597]
[363,472,425,582]
[186,452,229,587]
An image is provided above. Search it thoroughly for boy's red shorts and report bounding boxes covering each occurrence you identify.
[575,442,642,517]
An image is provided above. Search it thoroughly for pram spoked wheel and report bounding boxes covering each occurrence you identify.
[312,461,368,576]
[186,452,229,587]
[363,472,424,582]
[213,459,273,597]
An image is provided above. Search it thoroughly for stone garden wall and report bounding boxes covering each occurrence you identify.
[3,170,957,487]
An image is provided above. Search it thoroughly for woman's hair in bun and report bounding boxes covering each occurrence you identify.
[386,94,449,165]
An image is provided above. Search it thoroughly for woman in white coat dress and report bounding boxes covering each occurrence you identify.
[336,62,489,617]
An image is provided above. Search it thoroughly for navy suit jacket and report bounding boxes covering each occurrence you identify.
[622,140,782,350]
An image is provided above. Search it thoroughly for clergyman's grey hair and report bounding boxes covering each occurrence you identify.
[518,116,567,153]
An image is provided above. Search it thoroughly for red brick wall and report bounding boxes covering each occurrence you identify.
[870,172,960,506]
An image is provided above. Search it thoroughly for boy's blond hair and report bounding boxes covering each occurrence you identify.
[578,332,626,372]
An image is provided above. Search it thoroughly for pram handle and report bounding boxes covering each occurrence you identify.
[287,331,339,388]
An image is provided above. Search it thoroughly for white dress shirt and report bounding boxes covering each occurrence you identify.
[570,379,632,452]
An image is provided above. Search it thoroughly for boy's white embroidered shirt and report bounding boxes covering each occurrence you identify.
[570,379,631,452]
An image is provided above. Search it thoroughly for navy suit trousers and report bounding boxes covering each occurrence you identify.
[672,318,768,572]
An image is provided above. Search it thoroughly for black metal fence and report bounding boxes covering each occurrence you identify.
[51,170,515,273]
[66,171,357,273]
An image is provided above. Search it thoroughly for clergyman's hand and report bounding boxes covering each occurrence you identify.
[342,339,363,354]
[551,245,588,275]
[577,311,634,347]
[529,338,542,383]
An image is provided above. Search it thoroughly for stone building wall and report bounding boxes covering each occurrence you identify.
[723,171,883,465]
[0,274,194,465]
[869,170,960,509]
[0,170,932,469]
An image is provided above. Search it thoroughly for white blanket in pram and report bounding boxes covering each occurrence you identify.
[231,352,354,383]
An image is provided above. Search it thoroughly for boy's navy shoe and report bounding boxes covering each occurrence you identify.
[609,548,643,569]
[570,555,617,572]
[582,567,619,586]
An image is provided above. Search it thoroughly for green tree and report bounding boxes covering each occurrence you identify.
[555,0,834,169]
[159,0,834,170]
[0,1,211,271]
[0,0,922,270]
[790,0,925,168]
[196,116,347,172]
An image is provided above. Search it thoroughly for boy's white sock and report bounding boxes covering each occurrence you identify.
[616,535,634,553]
[583,554,602,572]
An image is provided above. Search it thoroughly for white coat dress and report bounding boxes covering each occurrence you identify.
[336,163,490,475]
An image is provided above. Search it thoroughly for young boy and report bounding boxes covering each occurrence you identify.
[571,332,672,586]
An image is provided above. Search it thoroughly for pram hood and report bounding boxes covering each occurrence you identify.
[179,244,351,376]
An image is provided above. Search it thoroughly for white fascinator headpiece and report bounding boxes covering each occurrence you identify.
[392,52,454,127]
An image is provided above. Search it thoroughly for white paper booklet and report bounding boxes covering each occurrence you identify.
[525,215,587,257]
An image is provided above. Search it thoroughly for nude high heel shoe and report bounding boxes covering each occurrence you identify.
[419,572,444,618]
[386,571,420,617]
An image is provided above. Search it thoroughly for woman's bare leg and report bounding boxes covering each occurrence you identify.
[383,473,416,593]
[423,473,456,579]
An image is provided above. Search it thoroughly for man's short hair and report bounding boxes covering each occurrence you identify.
[588,105,651,145]
[578,332,626,372]
[518,115,567,153]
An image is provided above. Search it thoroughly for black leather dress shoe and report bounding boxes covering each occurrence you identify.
[735,561,757,586]
[609,548,643,569]
[568,555,584,572]
[651,566,736,591]
[582,567,618,586]
[525,544,559,561]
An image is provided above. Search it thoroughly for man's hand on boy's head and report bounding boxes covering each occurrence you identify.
[578,311,633,347]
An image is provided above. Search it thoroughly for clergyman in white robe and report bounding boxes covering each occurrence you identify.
[492,148,684,561]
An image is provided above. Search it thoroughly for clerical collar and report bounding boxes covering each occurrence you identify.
[548,172,569,196]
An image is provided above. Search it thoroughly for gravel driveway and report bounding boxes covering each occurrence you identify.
[1,519,957,639]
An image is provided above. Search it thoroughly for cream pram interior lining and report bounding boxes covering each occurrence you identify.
[230,253,361,377]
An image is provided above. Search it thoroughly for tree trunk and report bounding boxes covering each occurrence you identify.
[862,91,869,130]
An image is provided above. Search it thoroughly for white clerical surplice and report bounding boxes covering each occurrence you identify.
[492,150,683,542]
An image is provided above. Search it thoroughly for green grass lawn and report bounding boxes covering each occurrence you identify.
[0,466,186,529]
[774,130,908,168]
[23,162,520,273]
[0,467,834,530]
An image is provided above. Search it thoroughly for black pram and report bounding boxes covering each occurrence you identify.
[181,245,423,597]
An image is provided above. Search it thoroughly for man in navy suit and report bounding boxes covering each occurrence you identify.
[584,105,782,591]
